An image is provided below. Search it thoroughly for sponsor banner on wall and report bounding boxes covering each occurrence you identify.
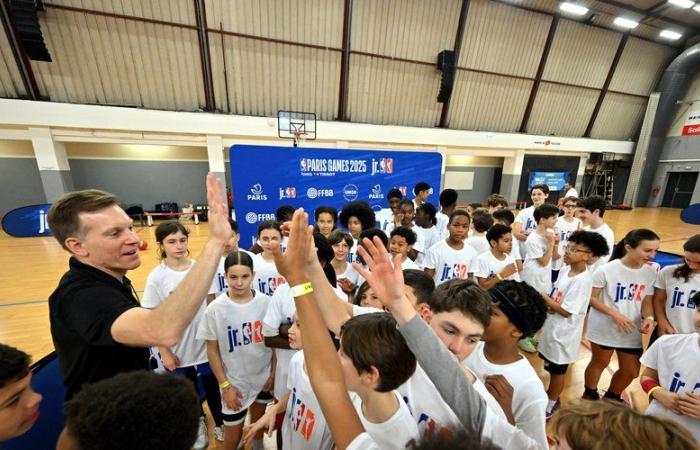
[230,145,443,246]
[682,110,700,136]
[2,204,52,238]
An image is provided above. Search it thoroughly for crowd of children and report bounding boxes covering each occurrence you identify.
[3,177,700,450]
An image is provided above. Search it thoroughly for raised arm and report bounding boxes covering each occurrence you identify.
[273,210,365,450]
[111,174,229,347]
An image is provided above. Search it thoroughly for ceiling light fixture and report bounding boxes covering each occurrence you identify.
[668,0,694,8]
[660,29,683,39]
[613,17,639,28]
[559,2,589,15]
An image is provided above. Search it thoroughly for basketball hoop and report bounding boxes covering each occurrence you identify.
[278,110,316,147]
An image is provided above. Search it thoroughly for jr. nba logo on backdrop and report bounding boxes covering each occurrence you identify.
[279,187,296,199]
[1,204,53,238]
[371,158,394,175]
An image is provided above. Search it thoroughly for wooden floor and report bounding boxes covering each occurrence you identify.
[1,207,698,419]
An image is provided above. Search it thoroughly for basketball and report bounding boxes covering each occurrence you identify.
[138,241,148,251]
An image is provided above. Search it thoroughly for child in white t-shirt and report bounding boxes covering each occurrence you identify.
[552,196,581,273]
[415,203,441,267]
[424,211,477,286]
[214,219,254,297]
[329,230,360,299]
[246,313,334,450]
[339,313,420,450]
[465,208,494,256]
[340,201,377,265]
[639,306,700,444]
[376,188,403,232]
[520,203,560,296]
[512,184,550,259]
[389,227,420,271]
[252,220,286,296]
[652,234,700,337]
[197,252,273,450]
[384,199,426,262]
[475,224,520,289]
[576,196,615,273]
[493,209,523,272]
[464,281,549,449]
[583,229,660,403]
[313,206,338,240]
[143,221,222,445]
[538,230,609,418]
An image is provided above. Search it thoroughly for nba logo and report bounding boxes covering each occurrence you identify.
[383,158,393,173]
[288,187,296,198]
[300,160,307,172]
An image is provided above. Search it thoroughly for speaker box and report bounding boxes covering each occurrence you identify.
[436,50,455,103]
[8,0,51,62]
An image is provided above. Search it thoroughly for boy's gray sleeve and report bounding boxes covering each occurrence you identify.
[398,315,486,434]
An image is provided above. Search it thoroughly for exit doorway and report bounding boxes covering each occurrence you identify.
[662,172,699,209]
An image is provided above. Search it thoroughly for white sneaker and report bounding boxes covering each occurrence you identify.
[194,416,209,450]
[214,425,224,442]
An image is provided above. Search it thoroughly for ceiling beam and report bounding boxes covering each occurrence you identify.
[438,0,471,128]
[0,0,41,100]
[194,0,215,111]
[337,0,353,121]
[519,15,558,133]
[584,32,629,138]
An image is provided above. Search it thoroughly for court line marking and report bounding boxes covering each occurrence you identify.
[0,290,145,308]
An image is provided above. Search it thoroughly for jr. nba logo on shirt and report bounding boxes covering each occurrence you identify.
[216,273,227,292]
[226,321,264,352]
[670,287,698,310]
[257,277,286,296]
[440,264,468,282]
[668,371,700,394]
[614,283,647,303]
[289,387,316,440]
[549,287,563,304]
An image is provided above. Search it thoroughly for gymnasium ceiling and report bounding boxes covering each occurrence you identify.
[0,0,693,141]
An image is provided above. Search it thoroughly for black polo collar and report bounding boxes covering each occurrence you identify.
[68,257,135,295]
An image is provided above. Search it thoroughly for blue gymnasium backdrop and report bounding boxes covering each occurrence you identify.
[230,145,443,246]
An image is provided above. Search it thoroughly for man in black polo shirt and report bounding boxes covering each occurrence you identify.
[48,174,230,400]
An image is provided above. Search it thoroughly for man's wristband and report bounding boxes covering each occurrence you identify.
[290,282,314,298]
[496,274,504,281]
[219,380,231,390]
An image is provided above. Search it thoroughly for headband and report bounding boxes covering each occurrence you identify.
[490,286,534,338]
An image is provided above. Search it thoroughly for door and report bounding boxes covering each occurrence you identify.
[662,172,699,208]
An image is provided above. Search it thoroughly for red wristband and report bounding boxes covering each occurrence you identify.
[641,378,660,393]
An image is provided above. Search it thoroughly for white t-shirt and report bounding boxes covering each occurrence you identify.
[252,253,286,296]
[539,266,592,364]
[654,264,700,334]
[585,223,615,273]
[347,238,360,265]
[282,351,334,450]
[397,363,461,436]
[465,235,491,255]
[262,283,299,400]
[520,232,553,295]
[400,257,420,271]
[351,390,419,450]
[473,251,521,282]
[424,239,478,286]
[436,211,450,240]
[335,262,360,286]
[346,433,380,450]
[552,217,581,270]
[142,261,216,367]
[464,342,548,450]
[641,333,700,444]
[513,206,536,258]
[214,250,255,297]
[197,291,272,411]
[375,208,394,232]
[510,241,522,261]
[586,259,657,349]
[385,223,425,255]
